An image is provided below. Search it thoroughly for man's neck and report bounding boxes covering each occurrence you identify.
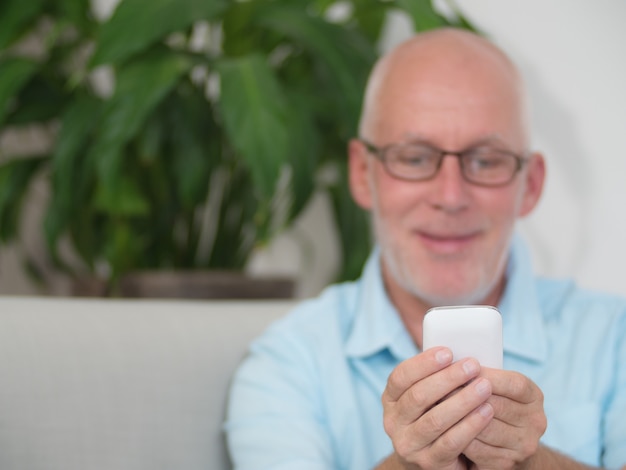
[380,263,506,350]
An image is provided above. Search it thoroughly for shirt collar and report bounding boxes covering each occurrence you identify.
[498,233,548,363]
[345,233,548,364]
[345,247,418,361]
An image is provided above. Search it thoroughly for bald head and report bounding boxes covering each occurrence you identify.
[359,28,529,150]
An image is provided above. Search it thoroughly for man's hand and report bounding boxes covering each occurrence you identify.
[463,368,547,469]
[381,347,494,469]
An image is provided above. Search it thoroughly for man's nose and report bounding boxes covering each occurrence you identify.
[429,154,471,212]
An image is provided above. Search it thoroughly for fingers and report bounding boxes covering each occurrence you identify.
[472,397,546,452]
[414,377,494,449]
[391,358,483,426]
[382,349,497,468]
[383,348,485,431]
[390,382,495,468]
[480,368,543,405]
[384,360,548,469]
[384,347,453,401]
[399,402,495,468]
[464,424,542,469]
[471,413,540,451]
[463,370,547,468]
[479,369,546,435]
[430,400,495,457]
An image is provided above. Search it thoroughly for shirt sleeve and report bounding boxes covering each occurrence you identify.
[224,320,336,470]
[603,310,626,469]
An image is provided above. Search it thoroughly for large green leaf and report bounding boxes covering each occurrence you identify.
[353,0,392,44]
[4,75,69,126]
[167,88,217,210]
[90,49,192,213]
[90,0,228,67]
[0,0,46,50]
[216,54,290,200]
[394,0,449,31]
[44,93,103,255]
[284,92,319,222]
[207,166,258,270]
[0,156,47,242]
[67,204,103,271]
[0,57,39,127]
[93,174,150,216]
[222,0,271,57]
[51,0,96,35]
[328,161,372,281]
[255,6,376,136]
[103,220,146,278]
[135,113,163,165]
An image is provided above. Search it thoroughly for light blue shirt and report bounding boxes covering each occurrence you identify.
[226,236,626,469]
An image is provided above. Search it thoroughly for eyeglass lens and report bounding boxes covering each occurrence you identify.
[382,144,520,185]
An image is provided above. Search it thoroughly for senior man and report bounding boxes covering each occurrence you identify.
[226,28,626,470]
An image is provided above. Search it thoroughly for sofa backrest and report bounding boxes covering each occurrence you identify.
[0,297,294,470]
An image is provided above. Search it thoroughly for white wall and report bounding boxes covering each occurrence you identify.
[3,1,626,299]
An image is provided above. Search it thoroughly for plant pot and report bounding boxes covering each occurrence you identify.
[72,271,295,300]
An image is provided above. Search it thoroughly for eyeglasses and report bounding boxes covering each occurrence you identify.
[359,138,528,187]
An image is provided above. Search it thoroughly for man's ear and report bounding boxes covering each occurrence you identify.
[519,152,546,217]
[348,139,373,210]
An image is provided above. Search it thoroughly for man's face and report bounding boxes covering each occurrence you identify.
[350,44,544,308]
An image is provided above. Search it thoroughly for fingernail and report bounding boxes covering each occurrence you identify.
[435,348,453,365]
[462,358,479,375]
[477,403,493,418]
[474,378,491,397]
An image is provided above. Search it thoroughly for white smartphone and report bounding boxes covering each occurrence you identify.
[422,305,503,369]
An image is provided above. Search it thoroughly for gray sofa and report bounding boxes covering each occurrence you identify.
[0,296,294,470]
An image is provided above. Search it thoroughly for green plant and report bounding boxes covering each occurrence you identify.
[0,0,475,289]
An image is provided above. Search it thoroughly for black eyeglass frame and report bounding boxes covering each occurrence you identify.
[359,138,529,187]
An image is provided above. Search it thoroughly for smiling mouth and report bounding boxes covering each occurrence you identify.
[416,230,481,254]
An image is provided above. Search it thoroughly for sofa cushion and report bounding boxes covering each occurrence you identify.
[0,297,293,470]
